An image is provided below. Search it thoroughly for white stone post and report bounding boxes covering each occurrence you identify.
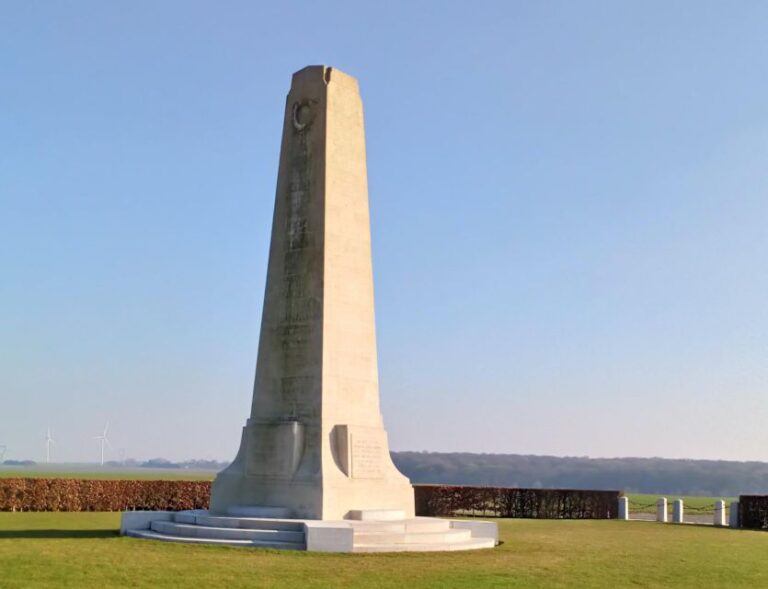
[729,501,739,528]
[672,499,684,523]
[618,496,629,520]
[713,500,726,527]
[656,497,668,523]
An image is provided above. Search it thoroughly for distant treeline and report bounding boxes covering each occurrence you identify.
[7,452,768,497]
[390,452,768,497]
[131,458,226,470]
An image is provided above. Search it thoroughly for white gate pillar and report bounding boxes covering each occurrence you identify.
[656,497,668,523]
[618,496,629,520]
[672,499,684,523]
[729,501,739,528]
[713,500,726,526]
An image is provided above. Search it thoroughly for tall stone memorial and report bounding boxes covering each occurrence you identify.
[121,66,497,551]
[210,66,414,520]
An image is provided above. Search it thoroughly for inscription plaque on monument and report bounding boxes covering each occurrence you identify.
[351,435,384,479]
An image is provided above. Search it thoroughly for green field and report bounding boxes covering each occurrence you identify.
[627,494,736,515]
[1,512,766,588]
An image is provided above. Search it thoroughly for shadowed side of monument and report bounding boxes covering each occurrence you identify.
[210,66,414,520]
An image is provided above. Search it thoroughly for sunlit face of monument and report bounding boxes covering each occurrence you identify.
[211,66,414,520]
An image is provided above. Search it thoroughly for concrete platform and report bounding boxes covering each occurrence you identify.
[121,510,498,553]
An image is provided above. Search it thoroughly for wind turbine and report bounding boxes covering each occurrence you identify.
[0,445,6,462]
[94,422,112,466]
[45,428,55,463]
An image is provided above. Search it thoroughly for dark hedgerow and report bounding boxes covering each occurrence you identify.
[0,479,618,518]
[738,495,768,530]
[414,485,620,519]
[0,479,211,512]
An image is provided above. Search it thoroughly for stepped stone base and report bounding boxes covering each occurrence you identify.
[121,509,498,553]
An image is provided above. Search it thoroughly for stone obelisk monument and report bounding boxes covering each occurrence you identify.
[211,66,414,520]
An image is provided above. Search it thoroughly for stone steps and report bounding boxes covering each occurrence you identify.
[354,528,472,544]
[226,505,292,518]
[126,529,304,550]
[347,509,406,521]
[150,520,305,544]
[353,537,496,553]
[348,517,452,534]
[174,511,304,531]
[121,510,498,553]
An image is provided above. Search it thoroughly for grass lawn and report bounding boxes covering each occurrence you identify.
[0,513,766,588]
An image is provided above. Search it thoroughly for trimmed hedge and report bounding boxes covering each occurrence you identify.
[414,485,620,519]
[0,479,618,518]
[739,495,768,530]
[0,479,210,512]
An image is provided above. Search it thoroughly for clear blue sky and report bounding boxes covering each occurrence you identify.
[2,1,767,463]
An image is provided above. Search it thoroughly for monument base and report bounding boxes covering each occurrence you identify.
[209,419,416,520]
[121,509,498,553]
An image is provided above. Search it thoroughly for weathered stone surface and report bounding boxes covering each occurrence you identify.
[210,66,414,520]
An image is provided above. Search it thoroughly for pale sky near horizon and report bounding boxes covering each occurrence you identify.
[2,1,767,464]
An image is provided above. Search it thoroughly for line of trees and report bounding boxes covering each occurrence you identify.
[391,452,768,497]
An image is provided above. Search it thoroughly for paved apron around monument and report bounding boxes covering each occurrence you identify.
[122,510,497,552]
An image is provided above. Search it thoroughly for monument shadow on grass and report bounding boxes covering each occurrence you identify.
[0,529,118,539]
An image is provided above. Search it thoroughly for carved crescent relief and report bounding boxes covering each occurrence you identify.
[292,101,313,131]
